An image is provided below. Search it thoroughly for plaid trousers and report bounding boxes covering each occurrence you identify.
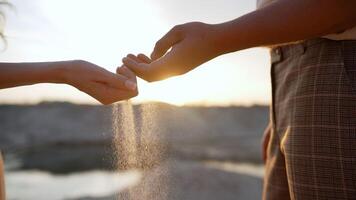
[263,38,356,200]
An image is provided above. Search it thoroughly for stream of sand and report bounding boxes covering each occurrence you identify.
[112,101,169,200]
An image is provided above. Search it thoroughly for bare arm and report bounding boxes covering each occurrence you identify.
[215,0,356,54]
[122,0,356,82]
[0,61,138,105]
[0,62,68,89]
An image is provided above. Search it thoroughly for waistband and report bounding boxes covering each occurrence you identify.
[270,38,356,64]
[270,39,321,63]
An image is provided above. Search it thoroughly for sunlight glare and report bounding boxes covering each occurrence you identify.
[0,0,271,106]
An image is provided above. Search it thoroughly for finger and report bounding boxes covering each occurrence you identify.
[110,88,138,103]
[124,46,183,82]
[118,66,137,81]
[103,71,137,91]
[116,65,122,74]
[122,56,150,79]
[93,85,138,105]
[137,54,152,63]
[148,44,187,77]
[151,26,183,60]
[127,54,143,63]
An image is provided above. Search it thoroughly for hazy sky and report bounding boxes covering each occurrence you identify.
[0,0,271,106]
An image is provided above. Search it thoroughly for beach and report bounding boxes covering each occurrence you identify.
[0,102,269,199]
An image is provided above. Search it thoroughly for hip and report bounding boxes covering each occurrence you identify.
[269,38,356,132]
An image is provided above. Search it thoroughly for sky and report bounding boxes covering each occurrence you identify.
[0,0,271,106]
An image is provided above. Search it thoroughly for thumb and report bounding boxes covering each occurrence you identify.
[151,25,183,60]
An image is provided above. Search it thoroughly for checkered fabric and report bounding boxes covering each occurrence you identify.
[263,38,356,200]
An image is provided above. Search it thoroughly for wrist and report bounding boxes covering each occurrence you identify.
[205,24,225,57]
[209,23,236,56]
[50,60,76,84]
[210,21,249,55]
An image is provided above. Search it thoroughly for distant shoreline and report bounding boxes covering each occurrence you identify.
[0,101,269,108]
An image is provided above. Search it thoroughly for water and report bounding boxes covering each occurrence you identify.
[5,170,141,200]
[5,162,264,200]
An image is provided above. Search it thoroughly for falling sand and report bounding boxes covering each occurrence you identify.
[112,101,170,200]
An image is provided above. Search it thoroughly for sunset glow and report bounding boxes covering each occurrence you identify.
[0,0,271,106]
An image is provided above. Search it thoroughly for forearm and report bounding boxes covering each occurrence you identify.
[214,0,356,54]
[0,61,71,89]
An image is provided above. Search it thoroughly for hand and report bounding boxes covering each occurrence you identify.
[261,123,271,164]
[64,60,138,105]
[0,153,4,200]
[122,22,222,82]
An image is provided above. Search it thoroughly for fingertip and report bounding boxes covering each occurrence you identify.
[116,67,124,75]
[150,52,158,60]
[122,57,135,68]
[120,66,137,79]
[121,58,141,75]
[123,57,140,68]
[127,54,135,59]
[138,53,151,63]
[121,66,130,73]
[116,65,124,74]
[125,80,137,91]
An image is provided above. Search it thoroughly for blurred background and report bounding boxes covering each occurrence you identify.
[0,0,271,199]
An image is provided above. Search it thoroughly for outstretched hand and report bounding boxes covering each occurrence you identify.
[66,60,138,105]
[122,22,222,82]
